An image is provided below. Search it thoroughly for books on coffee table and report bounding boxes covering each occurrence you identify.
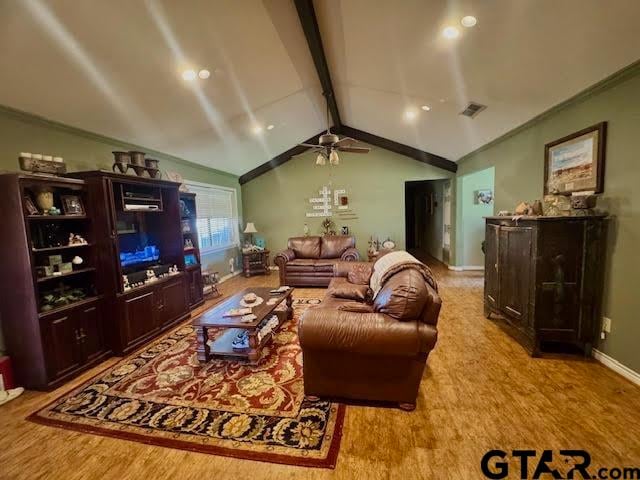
[223,307,252,317]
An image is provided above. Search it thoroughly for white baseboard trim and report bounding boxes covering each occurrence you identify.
[592,349,640,387]
[218,271,241,283]
[447,265,485,271]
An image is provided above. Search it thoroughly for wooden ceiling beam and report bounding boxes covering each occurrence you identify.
[294,0,341,129]
[340,125,458,173]
[238,132,325,185]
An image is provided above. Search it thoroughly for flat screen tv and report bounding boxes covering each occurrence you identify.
[120,245,160,268]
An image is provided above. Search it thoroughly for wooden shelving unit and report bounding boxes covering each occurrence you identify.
[32,243,94,253]
[27,215,89,221]
[180,192,204,308]
[0,173,110,390]
[37,267,96,283]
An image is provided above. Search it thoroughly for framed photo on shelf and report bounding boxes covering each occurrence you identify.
[544,122,607,195]
[23,195,39,215]
[61,195,85,216]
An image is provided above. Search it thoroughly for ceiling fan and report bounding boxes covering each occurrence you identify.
[298,95,370,165]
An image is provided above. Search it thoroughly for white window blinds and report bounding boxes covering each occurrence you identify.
[186,183,239,253]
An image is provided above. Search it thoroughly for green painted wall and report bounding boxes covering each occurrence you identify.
[0,106,242,353]
[241,146,453,259]
[455,167,495,267]
[457,64,640,373]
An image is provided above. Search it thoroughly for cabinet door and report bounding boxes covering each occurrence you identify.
[41,312,82,380]
[78,302,107,363]
[484,223,500,309]
[122,290,158,347]
[498,227,533,325]
[190,268,204,306]
[158,278,188,327]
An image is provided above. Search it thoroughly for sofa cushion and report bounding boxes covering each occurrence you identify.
[286,258,316,272]
[373,269,428,320]
[347,263,373,285]
[320,235,355,259]
[314,260,337,272]
[288,236,321,259]
[327,277,371,302]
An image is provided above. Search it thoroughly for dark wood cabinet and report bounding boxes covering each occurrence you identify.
[121,289,158,350]
[39,298,109,386]
[158,276,189,328]
[117,275,189,354]
[42,311,83,380]
[484,216,606,356]
[186,266,204,307]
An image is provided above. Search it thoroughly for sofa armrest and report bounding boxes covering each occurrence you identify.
[340,247,360,261]
[299,307,432,356]
[274,249,296,267]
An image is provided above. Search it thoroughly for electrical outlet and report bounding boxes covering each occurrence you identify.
[602,316,612,333]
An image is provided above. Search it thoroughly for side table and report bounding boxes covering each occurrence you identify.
[242,249,270,277]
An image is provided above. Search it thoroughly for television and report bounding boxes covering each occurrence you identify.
[120,245,160,268]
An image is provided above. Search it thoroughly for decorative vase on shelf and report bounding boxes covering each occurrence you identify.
[112,151,131,174]
[35,187,54,213]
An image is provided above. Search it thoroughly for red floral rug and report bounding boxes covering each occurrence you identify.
[28,298,344,468]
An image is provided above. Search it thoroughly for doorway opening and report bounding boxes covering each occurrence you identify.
[405,179,450,263]
[454,167,495,269]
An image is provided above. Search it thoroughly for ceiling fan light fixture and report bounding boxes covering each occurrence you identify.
[315,152,326,166]
[329,150,339,165]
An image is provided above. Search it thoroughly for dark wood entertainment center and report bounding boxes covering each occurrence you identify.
[0,171,205,389]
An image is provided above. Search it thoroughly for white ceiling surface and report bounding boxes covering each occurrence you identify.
[315,0,640,160]
[2,1,640,176]
[0,0,325,175]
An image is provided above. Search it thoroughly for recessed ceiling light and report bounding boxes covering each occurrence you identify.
[252,125,264,135]
[198,69,210,79]
[421,105,431,111]
[442,26,460,39]
[266,124,275,130]
[404,109,418,121]
[461,16,477,28]
[182,69,197,81]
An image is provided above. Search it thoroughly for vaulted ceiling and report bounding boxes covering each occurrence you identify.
[1,0,639,177]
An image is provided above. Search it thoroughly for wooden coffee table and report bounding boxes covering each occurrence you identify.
[193,287,294,364]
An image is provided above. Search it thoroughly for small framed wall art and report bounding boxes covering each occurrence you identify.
[60,195,85,216]
[544,122,607,195]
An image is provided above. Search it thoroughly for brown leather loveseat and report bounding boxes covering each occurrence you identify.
[299,253,441,410]
[274,235,359,287]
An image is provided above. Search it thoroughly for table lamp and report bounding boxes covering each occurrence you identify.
[243,222,258,246]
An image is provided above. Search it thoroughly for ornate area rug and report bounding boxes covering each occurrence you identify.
[28,298,345,469]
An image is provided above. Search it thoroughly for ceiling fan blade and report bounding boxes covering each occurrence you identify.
[337,146,370,154]
[333,136,357,147]
[299,143,321,148]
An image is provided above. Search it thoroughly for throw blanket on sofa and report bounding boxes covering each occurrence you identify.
[370,251,438,299]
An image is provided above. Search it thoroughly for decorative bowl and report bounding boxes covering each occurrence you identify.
[243,293,258,304]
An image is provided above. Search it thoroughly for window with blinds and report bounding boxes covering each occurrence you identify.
[186,183,239,253]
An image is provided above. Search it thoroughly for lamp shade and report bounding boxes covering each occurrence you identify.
[243,222,258,234]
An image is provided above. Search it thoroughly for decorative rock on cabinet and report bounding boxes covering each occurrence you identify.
[484,215,607,356]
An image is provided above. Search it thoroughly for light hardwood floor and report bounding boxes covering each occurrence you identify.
[1,263,639,479]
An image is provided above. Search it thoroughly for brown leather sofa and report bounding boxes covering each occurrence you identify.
[299,259,441,410]
[274,235,360,287]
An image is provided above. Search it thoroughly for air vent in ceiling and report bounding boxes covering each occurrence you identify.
[460,102,487,118]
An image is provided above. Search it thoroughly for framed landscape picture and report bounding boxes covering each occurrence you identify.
[544,122,607,195]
